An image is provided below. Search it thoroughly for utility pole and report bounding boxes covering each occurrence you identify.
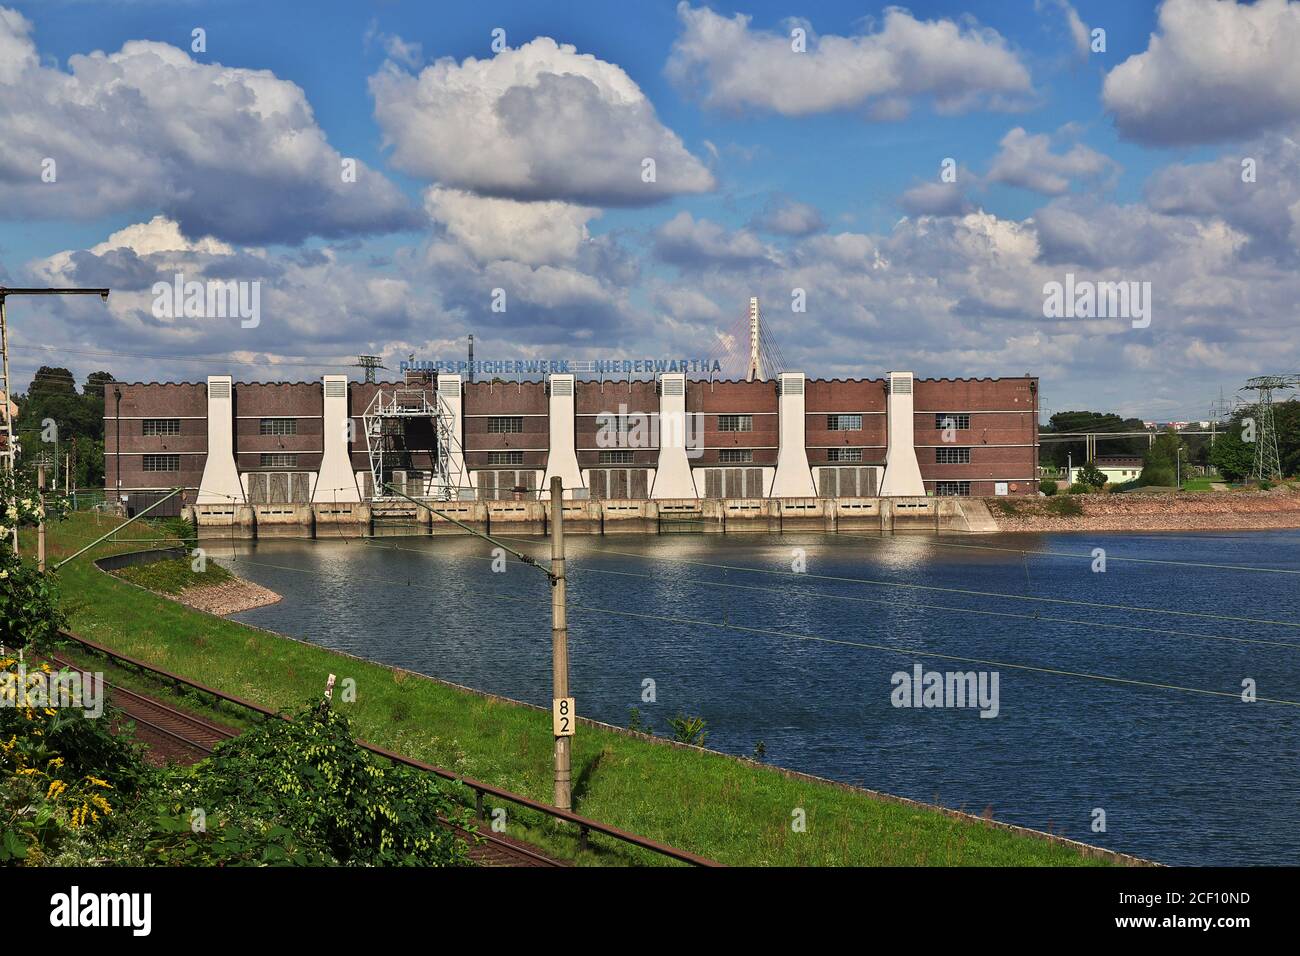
[549,475,572,810]
[36,462,45,572]
[1,293,14,552]
[383,478,575,810]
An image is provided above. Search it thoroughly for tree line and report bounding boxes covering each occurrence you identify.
[9,366,114,489]
[1040,404,1300,484]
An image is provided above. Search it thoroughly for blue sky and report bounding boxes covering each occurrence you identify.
[2,0,1299,420]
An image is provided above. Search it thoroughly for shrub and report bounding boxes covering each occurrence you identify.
[1075,462,1108,490]
[0,470,70,650]
[3,681,474,866]
[180,705,473,866]
[0,655,150,865]
[157,515,198,550]
[1139,467,1175,488]
[1038,480,1057,496]
[1067,482,1090,494]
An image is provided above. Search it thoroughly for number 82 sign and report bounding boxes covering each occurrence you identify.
[552,697,576,737]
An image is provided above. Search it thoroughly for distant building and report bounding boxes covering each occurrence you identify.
[1068,455,1144,486]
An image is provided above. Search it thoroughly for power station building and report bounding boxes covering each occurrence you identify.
[103,370,1039,514]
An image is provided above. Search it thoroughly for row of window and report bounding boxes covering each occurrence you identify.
[141,447,973,472]
[934,481,972,496]
[143,454,304,470]
[144,413,981,439]
[144,418,302,436]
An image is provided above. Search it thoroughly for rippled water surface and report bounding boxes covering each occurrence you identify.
[212,528,1300,865]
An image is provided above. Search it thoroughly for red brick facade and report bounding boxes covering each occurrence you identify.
[106,374,1039,503]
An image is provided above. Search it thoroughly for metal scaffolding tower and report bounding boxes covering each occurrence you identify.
[1239,375,1298,481]
[361,382,465,500]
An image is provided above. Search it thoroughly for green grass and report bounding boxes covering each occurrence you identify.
[114,556,232,594]
[31,512,1123,867]
[1045,496,1084,517]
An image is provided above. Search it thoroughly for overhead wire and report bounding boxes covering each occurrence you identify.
[169,549,1300,708]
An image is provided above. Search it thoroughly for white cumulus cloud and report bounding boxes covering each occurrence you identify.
[666,2,1032,118]
[1103,0,1300,145]
[370,36,714,206]
[0,7,418,244]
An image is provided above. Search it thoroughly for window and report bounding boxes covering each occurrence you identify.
[718,449,753,463]
[934,481,971,496]
[934,413,970,431]
[142,418,180,436]
[488,451,524,466]
[487,416,524,434]
[935,447,971,464]
[827,448,863,462]
[259,418,296,436]
[827,414,862,431]
[260,454,298,468]
[717,415,753,432]
[142,454,180,472]
[598,450,634,464]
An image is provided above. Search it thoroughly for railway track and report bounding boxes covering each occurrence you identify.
[42,650,563,867]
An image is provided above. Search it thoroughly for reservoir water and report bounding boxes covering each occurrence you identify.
[212,528,1300,865]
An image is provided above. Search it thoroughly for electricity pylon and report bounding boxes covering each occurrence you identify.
[1239,375,1298,481]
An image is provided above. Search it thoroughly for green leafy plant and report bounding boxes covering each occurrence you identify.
[187,705,473,866]
[0,469,70,650]
[1038,480,1057,496]
[1075,462,1107,490]
[667,714,708,747]
[0,654,150,866]
[627,707,653,735]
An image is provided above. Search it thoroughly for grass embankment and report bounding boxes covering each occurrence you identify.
[114,557,232,593]
[36,512,1118,867]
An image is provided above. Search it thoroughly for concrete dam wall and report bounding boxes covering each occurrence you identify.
[190,496,999,539]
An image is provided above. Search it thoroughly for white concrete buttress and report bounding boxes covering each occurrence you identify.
[651,373,698,498]
[541,373,584,499]
[313,374,360,502]
[196,375,245,504]
[770,372,816,497]
[879,371,926,496]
